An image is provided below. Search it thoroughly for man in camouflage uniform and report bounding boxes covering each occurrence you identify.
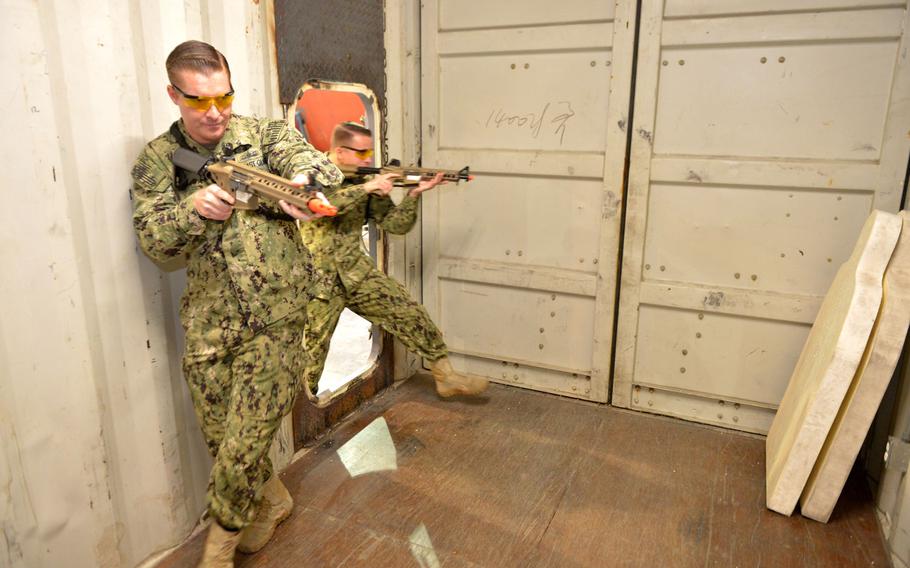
[300,122,488,400]
[130,41,342,566]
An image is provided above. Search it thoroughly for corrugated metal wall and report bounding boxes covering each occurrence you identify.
[0,1,283,566]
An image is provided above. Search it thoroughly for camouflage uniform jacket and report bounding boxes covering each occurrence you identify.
[131,115,344,347]
[300,180,420,299]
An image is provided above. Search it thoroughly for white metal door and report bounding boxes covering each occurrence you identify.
[420,1,637,401]
[614,0,910,432]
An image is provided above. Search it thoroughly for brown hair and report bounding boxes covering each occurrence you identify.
[165,40,231,86]
[331,121,372,149]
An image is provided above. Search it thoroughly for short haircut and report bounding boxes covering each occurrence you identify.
[331,121,373,149]
[166,40,231,86]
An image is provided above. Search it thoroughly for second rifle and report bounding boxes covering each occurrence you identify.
[340,161,473,187]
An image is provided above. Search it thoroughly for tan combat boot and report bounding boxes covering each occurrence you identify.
[237,474,293,553]
[198,522,240,568]
[430,357,489,397]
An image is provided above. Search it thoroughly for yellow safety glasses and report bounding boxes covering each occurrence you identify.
[172,83,234,112]
[341,146,374,159]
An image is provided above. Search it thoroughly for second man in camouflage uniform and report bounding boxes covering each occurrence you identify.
[300,122,488,400]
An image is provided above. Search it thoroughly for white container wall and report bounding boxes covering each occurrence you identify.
[0,1,284,566]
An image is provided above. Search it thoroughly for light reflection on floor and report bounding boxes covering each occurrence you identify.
[336,416,398,477]
[408,523,442,568]
[336,418,444,566]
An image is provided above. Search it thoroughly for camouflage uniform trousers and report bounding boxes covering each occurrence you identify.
[304,267,447,393]
[183,309,306,530]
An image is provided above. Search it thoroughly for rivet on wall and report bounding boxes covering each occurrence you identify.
[590,60,597,67]
[678,59,685,66]
[751,274,758,281]
[510,63,516,70]
[760,57,767,63]
[517,250,523,256]
[778,56,786,63]
[662,60,668,66]
[734,272,741,279]
[696,332,702,339]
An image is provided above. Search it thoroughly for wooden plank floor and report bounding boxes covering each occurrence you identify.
[158,376,889,567]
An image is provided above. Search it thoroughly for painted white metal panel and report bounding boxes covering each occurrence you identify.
[0,1,283,566]
[615,1,910,433]
[439,0,614,30]
[384,0,425,381]
[421,0,636,402]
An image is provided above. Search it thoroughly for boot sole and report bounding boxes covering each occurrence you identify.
[436,383,489,398]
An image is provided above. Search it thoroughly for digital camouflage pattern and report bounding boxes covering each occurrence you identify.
[183,309,305,529]
[132,115,343,350]
[131,115,343,529]
[300,179,420,298]
[300,183,447,394]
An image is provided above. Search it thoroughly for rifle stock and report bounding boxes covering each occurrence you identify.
[172,147,337,216]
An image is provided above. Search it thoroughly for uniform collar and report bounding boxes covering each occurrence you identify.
[176,115,241,155]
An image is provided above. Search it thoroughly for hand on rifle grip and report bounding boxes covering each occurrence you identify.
[363,172,400,195]
[193,183,235,221]
[410,172,447,197]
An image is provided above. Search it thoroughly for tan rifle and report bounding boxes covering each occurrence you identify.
[173,145,337,216]
[340,161,473,187]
